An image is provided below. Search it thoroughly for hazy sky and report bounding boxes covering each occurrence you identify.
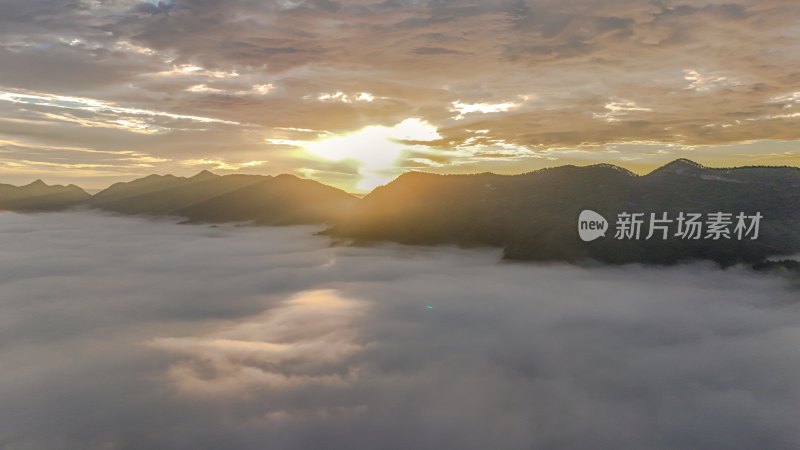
[1,0,799,191]
[1,211,799,449]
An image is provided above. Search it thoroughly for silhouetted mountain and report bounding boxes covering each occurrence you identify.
[0,161,797,266]
[0,180,90,211]
[647,158,705,176]
[89,174,186,210]
[177,174,358,225]
[89,171,357,225]
[188,170,217,181]
[328,160,800,266]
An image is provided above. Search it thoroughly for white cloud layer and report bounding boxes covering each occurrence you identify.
[0,211,799,449]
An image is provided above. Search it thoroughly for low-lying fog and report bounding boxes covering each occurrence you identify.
[1,212,799,450]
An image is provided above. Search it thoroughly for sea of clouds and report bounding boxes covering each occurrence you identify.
[1,211,799,450]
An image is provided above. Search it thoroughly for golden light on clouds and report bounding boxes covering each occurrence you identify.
[0,89,240,125]
[0,0,799,188]
[450,100,521,120]
[181,158,268,171]
[151,289,368,397]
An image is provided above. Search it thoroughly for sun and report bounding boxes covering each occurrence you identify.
[302,118,441,191]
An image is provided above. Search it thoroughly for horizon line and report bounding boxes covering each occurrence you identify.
[6,157,800,195]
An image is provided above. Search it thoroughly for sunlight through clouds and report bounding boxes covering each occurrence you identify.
[270,118,441,191]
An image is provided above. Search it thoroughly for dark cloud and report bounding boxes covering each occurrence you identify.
[0,211,799,449]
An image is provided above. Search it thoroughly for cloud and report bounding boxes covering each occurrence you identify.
[683,69,740,92]
[186,84,224,94]
[0,138,172,183]
[0,88,240,126]
[1,0,800,188]
[313,91,378,103]
[252,83,275,95]
[412,46,468,55]
[151,289,368,396]
[155,64,240,79]
[450,100,520,120]
[593,98,653,123]
[180,158,268,171]
[0,211,799,449]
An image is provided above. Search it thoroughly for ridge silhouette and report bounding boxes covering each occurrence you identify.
[0,160,798,267]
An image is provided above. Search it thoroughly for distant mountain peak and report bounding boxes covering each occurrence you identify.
[662,158,704,169]
[142,174,175,180]
[587,163,636,176]
[189,170,219,181]
[648,158,705,176]
[395,171,439,180]
[26,179,48,188]
[675,158,702,165]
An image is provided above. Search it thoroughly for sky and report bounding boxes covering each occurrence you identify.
[1,211,799,449]
[0,0,799,191]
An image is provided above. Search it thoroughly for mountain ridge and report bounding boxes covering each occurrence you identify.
[86,171,357,225]
[327,160,800,266]
[0,160,798,267]
[6,159,799,193]
[0,179,90,211]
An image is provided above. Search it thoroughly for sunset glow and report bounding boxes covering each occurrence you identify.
[2,2,800,448]
[0,0,796,191]
[282,118,441,191]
